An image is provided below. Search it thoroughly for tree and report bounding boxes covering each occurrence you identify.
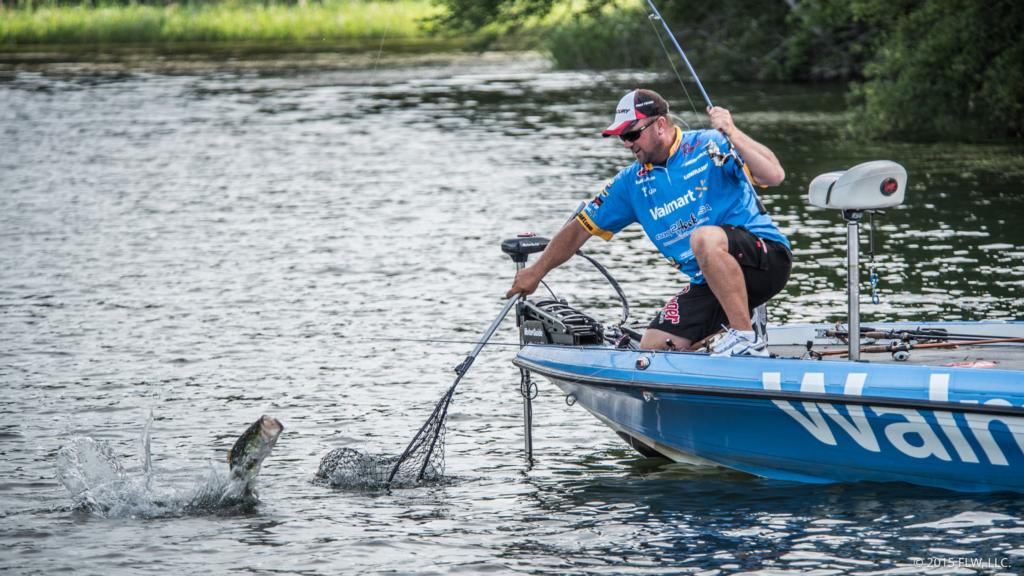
[431,0,1024,140]
[851,0,1024,139]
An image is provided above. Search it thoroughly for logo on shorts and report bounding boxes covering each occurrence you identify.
[662,299,681,324]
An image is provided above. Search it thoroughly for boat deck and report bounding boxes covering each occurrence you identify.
[751,321,1024,370]
[768,343,1024,370]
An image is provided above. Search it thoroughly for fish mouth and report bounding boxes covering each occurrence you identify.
[259,415,283,444]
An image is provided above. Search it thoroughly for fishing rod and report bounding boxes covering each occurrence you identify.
[644,0,713,109]
[642,0,768,214]
[813,336,1024,358]
[825,328,1015,342]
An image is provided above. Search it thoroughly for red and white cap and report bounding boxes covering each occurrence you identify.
[602,89,670,137]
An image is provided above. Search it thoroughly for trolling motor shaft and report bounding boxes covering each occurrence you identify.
[502,234,550,464]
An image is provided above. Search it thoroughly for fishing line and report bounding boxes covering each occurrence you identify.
[344,337,524,347]
[372,18,392,73]
[640,0,769,215]
[645,11,702,128]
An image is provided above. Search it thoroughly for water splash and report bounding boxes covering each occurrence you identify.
[139,409,153,491]
[55,414,263,518]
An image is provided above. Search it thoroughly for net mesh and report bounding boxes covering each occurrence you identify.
[317,298,517,491]
[315,384,453,490]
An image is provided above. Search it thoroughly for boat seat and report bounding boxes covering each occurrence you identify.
[808,160,907,211]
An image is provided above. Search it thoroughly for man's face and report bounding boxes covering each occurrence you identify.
[620,117,662,164]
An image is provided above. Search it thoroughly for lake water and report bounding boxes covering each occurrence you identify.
[2,51,1023,575]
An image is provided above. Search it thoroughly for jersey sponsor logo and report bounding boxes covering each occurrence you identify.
[682,151,707,167]
[654,204,713,242]
[592,195,603,207]
[578,213,597,233]
[663,218,710,246]
[680,142,697,155]
[683,162,709,180]
[649,190,696,220]
[655,213,698,241]
[635,174,656,185]
[637,166,650,178]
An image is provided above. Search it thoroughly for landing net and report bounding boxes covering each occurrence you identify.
[317,298,517,491]
[315,384,453,490]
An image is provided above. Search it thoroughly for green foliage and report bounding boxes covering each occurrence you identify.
[4,0,1021,140]
[0,1,444,45]
[432,0,1023,140]
[777,0,878,80]
[438,0,794,79]
[851,0,1024,140]
[543,3,661,69]
[428,0,559,33]
[651,0,790,81]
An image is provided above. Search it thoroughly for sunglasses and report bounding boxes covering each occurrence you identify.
[619,117,660,143]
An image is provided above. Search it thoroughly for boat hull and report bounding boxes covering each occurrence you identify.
[515,343,1024,493]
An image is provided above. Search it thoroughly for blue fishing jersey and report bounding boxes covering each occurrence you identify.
[577,127,790,284]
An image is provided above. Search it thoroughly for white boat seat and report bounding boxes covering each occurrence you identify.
[808,160,907,211]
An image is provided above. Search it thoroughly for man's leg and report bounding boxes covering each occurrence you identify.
[641,283,724,351]
[639,328,692,351]
[690,226,752,331]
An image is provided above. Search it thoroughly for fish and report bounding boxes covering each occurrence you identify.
[227,415,284,488]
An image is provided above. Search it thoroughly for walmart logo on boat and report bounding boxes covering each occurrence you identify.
[763,372,1024,466]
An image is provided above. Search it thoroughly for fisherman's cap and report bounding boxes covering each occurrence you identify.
[602,89,670,137]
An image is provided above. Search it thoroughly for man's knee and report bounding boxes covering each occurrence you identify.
[690,226,727,258]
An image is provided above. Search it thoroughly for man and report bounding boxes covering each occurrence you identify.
[505,88,791,356]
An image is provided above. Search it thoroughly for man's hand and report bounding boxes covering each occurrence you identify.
[504,217,593,299]
[707,105,785,187]
[505,266,544,299]
[708,106,735,138]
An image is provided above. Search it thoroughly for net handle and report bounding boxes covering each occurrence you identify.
[386,297,518,486]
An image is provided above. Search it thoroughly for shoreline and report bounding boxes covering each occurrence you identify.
[0,46,549,74]
[0,1,449,46]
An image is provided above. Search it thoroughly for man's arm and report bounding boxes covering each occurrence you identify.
[708,106,785,187]
[505,218,592,298]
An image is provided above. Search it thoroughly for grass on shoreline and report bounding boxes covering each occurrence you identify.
[0,1,445,47]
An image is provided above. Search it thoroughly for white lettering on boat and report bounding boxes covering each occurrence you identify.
[762,372,1024,466]
[762,372,878,451]
[929,374,979,463]
[963,399,1024,466]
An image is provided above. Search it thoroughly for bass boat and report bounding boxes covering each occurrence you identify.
[505,161,1024,494]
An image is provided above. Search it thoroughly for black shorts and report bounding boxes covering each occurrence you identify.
[648,225,792,343]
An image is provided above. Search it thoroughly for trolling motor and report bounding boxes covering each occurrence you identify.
[501,234,623,462]
[808,160,907,361]
[501,234,548,464]
[501,235,609,346]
